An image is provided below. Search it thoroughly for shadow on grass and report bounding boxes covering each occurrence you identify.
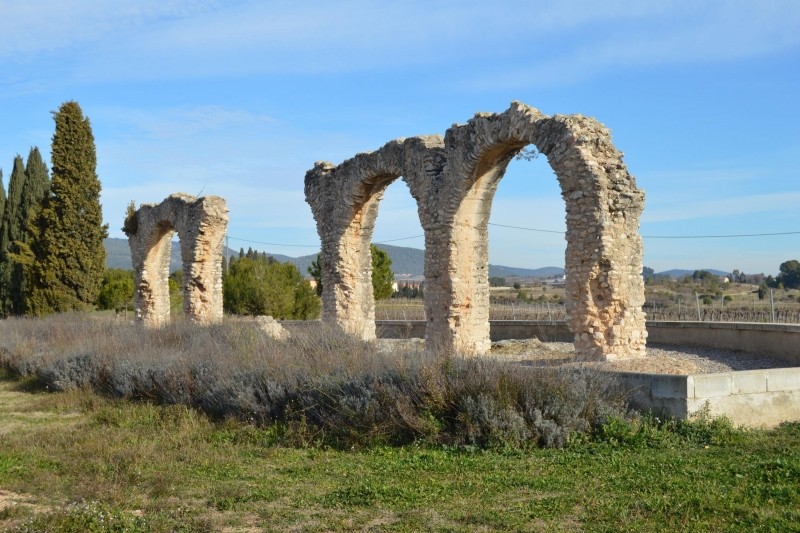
[0,367,48,394]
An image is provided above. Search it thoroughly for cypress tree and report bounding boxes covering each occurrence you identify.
[371,244,394,300]
[0,156,27,315]
[7,148,50,314]
[28,101,109,314]
[0,170,5,311]
[0,170,5,235]
[19,147,50,236]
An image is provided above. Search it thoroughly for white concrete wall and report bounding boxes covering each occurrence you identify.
[376,320,800,365]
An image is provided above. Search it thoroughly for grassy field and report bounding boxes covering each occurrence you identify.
[2,369,799,532]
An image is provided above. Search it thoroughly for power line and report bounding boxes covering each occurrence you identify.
[227,225,800,250]
[643,231,800,239]
[488,222,563,234]
[227,233,425,249]
[375,234,424,243]
[488,222,800,239]
[227,236,318,248]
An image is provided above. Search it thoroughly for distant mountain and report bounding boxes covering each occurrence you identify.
[656,268,730,279]
[104,238,561,278]
[107,238,738,281]
[489,265,564,278]
[105,238,135,270]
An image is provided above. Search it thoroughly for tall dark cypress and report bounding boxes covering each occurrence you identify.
[0,168,6,256]
[28,102,108,314]
[0,169,6,250]
[0,170,6,310]
[19,148,50,237]
[0,156,27,315]
[8,148,51,313]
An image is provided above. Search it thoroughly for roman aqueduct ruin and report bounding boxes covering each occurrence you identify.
[125,193,228,326]
[305,102,647,360]
[125,102,646,361]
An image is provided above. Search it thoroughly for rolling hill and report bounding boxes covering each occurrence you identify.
[106,239,733,280]
[103,238,563,278]
[655,268,730,279]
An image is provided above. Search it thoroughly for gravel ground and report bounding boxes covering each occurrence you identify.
[378,338,796,375]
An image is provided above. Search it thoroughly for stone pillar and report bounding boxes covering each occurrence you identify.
[305,138,443,342]
[126,194,228,326]
[542,115,648,359]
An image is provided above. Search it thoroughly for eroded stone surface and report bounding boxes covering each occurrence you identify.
[305,102,647,360]
[127,194,228,326]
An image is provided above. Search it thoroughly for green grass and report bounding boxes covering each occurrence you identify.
[1,370,799,532]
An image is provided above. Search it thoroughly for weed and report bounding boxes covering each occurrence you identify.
[9,500,149,532]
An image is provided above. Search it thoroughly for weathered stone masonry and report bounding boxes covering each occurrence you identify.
[126,194,228,326]
[305,102,647,360]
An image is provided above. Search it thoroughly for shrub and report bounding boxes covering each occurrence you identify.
[0,314,633,449]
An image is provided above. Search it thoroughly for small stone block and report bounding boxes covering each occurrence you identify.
[767,369,800,392]
[693,374,733,398]
[652,375,692,399]
[732,372,768,394]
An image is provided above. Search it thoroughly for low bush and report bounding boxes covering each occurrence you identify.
[0,314,631,449]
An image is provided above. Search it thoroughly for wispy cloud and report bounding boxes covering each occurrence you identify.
[463,1,800,89]
[93,102,361,240]
[98,105,277,142]
[6,0,797,87]
[0,1,218,60]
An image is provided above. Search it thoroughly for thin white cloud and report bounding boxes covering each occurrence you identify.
[464,1,800,89]
[99,105,276,140]
[6,0,795,87]
[0,0,219,59]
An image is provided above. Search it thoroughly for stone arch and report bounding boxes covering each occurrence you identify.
[435,102,646,358]
[305,101,647,361]
[304,136,444,339]
[127,194,228,326]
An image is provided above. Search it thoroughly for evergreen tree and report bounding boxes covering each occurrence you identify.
[0,170,5,311]
[308,254,323,296]
[0,156,27,315]
[371,244,394,300]
[18,148,49,238]
[777,260,800,289]
[0,169,5,239]
[223,254,320,319]
[28,101,109,314]
[309,246,395,300]
[7,148,50,314]
[95,268,134,313]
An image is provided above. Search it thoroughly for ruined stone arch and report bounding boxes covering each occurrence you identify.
[434,102,647,359]
[305,102,647,360]
[304,136,445,340]
[126,194,228,326]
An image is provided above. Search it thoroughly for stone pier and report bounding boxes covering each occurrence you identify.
[125,194,228,326]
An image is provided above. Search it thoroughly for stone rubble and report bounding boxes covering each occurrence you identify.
[254,315,290,340]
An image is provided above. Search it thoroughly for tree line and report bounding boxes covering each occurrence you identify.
[644,263,800,292]
[96,245,397,320]
[0,101,107,317]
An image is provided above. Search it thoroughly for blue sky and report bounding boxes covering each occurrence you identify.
[1,0,798,275]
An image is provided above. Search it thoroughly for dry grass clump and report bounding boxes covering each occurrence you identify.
[0,314,630,449]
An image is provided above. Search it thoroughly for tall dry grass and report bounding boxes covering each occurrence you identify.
[0,314,631,449]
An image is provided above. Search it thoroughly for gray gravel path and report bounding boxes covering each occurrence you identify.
[378,338,796,375]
